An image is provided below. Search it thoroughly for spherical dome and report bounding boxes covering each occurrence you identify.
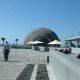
[24,28,60,47]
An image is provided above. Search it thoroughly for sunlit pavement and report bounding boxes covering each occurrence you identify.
[0,47,49,80]
[0,47,79,80]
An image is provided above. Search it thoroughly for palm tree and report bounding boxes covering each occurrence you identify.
[1,37,6,46]
[15,38,18,46]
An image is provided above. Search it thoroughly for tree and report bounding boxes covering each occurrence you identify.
[15,38,18,46]
[1,37,6,46]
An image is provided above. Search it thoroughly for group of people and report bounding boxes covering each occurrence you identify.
[3,41,10,61]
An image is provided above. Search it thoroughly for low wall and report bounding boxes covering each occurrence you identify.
[71,47,80,54]
[49,50,80,80]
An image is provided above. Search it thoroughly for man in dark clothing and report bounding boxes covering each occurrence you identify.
[3,41,10,61]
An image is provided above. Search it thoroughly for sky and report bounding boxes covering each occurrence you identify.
[0,0,80,44]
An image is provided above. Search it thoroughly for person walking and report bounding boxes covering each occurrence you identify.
[3,41,11,61]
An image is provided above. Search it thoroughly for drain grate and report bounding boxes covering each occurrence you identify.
[36,64,49,80]
[16,64,34,80]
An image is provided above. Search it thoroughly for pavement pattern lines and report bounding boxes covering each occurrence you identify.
[16,64,49,80]
[16,64,35,80]
[36,64,49,80]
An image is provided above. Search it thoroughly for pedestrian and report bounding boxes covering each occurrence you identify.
[3,41,11,61]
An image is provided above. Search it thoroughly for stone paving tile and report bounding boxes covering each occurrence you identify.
[30,65,38,80]
[16,64,34,80]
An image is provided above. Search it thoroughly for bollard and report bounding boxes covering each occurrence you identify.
[47,56,49,63]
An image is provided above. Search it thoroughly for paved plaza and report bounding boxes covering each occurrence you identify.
[0,47,52,80]
[0,47,79,80]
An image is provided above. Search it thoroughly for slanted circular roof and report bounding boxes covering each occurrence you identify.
[24,28,60,47]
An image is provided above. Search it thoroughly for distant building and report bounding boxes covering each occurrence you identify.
[24,28,60,48]
[65,36,80,48]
